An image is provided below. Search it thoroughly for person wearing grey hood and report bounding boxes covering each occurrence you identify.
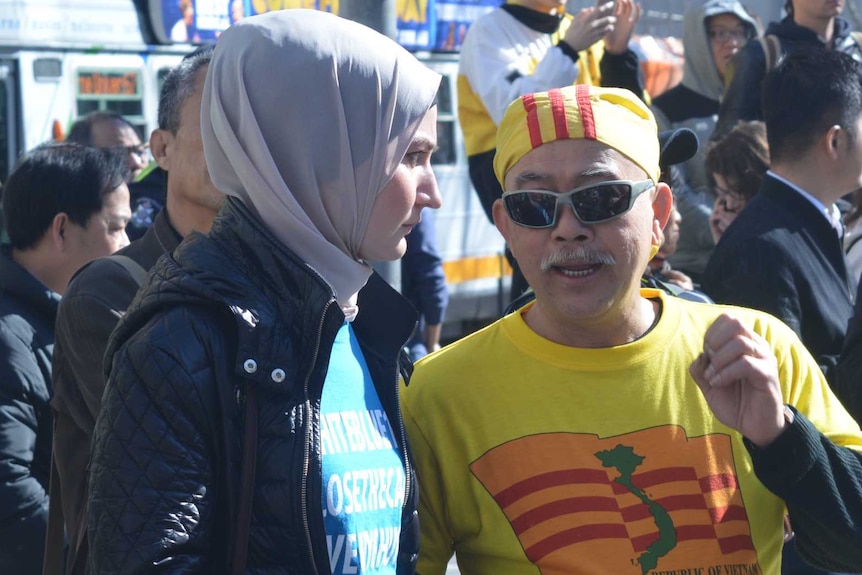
[652,0,758,282]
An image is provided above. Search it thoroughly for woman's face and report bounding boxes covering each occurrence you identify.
[358,106,442,262]
[710,173,749,241]
[707,13,750,79]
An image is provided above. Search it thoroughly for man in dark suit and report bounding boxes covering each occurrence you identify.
[701,50,862,575]
[703,49,860,377]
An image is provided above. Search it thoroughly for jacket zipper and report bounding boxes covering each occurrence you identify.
[394,371,412,519]
[301,299,334,575]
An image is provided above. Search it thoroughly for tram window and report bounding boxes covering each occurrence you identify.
[431,74,457,166]
[105,100,143,117]
[33,58,62,82]
[77,100,99,115]
[436,73,452,115]
[76,69,146,135]
[432,121,456,166]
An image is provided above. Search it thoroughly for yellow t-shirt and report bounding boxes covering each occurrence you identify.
[401,289,862,575]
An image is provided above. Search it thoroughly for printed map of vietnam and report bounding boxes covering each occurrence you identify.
[469,427,760,574]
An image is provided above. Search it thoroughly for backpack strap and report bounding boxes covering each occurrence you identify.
[759,34,782,73]
[43,447,65,575]
[231,380,259,575]
[851,30,862,50]
[109,254,147,288]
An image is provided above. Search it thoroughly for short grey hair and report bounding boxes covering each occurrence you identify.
[158,44,214,133]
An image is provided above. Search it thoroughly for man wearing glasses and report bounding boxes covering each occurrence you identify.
[66,111,148,180]
[401,84,862,574]
[66,111,160,241]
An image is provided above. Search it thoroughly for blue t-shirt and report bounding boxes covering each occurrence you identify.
[320,322,404,574]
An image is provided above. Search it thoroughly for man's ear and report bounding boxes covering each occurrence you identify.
[651,182,673,245]
[492,198,511,242]
[824,124,843,160]
[150,129,172,171]
[50,212,68,250]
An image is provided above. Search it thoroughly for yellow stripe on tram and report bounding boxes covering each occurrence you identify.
[443,254,513,284]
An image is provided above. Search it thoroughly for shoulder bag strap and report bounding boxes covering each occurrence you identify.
[231,381,259,575]
[109,254,147,288]
[759,34,781,73]
[42,442,65,575]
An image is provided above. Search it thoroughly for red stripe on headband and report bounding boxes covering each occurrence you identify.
[575,84,596,140]
[522,93,543,149]
[548,88,569,140]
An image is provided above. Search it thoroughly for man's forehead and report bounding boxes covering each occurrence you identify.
[506,140,641,186]
[90,119,140,147]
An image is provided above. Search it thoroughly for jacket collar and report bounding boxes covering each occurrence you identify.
[108,197,417,393]
[121,208,182,271]
[760,174,843,241]
[0,246,61,320]
[766,15,853,46]
[502,3,562,34]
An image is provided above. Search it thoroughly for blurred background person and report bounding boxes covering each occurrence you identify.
[845,189,862,284]
[402,208,449,362]
[705,120,770,243]
[652,0,759,283]
[66,110,163,241]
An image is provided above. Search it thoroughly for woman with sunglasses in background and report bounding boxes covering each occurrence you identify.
[704,120,770,244]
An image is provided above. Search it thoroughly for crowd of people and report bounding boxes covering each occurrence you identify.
[1,1,862,575]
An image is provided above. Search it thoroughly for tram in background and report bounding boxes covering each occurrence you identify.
[0,0,692,339]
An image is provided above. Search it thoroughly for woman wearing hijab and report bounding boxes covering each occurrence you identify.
[87,10,441,575]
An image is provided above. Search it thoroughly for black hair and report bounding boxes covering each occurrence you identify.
[158,44,214,133]
[66,110,138,146]
[762,50,862,164]
[2,142,129,250]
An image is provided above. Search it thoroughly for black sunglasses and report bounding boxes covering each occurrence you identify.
[502,180,655,228]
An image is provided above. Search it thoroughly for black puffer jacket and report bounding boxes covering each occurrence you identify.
[88,198,420,575]
[0,247,58,575]
[715,16,862,139]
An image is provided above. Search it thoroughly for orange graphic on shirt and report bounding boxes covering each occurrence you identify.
[469,426,761,574]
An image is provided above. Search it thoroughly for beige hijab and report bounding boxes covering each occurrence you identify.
[201,9,440,305]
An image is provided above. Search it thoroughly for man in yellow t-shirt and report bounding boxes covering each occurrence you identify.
[402,83,862,575]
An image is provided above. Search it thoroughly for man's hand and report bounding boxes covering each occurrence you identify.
[604,0,641,55]
[562,1,616,54]
[689,314,788,447]
[660,268,694,291]
[709,197,738,243]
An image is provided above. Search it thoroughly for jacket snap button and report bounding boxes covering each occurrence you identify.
[271,368,286,383]
[243,359,258,374]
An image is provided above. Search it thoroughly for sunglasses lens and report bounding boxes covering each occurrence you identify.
[504,191,558,227]
[572,183,632,222]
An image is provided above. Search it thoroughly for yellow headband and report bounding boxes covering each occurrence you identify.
[494,85,661,188]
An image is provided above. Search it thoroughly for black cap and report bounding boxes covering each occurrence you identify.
[658,128,699,172]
